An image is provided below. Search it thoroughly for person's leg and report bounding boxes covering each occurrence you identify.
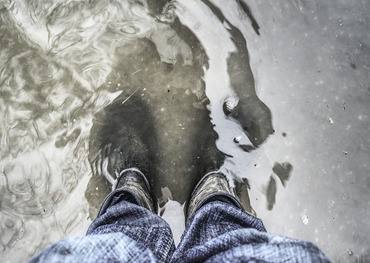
[86,169,175,261]
[30,93,177,262]
[30,170,175,263]
[171,172,330,263]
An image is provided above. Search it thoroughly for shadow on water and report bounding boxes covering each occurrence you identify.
[85,36,226,217]
[201,0,274,147]
[85,0,275,218]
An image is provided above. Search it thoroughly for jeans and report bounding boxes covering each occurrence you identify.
[29,190,331,262]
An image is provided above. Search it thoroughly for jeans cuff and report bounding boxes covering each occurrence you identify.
[200,194,242,210]
[98,189,139,216]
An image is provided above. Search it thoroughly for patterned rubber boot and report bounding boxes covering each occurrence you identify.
[185,172,243,224]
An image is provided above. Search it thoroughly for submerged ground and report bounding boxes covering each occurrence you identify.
[0,0,369,262]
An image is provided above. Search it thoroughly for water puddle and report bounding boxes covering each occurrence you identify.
[2,0,369,261]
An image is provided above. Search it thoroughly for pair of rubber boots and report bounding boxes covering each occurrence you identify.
[98,168,243,224]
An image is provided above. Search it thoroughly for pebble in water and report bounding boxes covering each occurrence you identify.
[233,135,242,143]
[225,97,239,112]
[301,213,309,225]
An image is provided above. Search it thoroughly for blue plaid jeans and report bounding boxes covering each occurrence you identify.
[30,190,330,262]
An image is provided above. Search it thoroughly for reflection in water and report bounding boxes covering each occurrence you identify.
[202,0,274,147]
[85,30,226,213]
[272,162,293,187]
[0,0,278,261]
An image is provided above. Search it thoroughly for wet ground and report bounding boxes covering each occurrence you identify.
[1,0,369,262]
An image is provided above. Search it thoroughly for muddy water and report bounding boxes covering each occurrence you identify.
[1,0,369,262]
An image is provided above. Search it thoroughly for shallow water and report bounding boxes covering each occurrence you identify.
[1,0,369,262]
